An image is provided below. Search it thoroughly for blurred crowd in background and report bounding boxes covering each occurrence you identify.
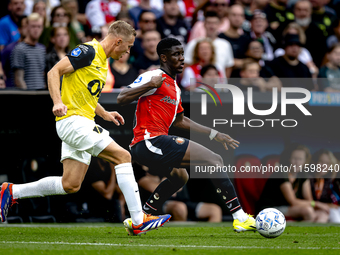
[1,0,340,224]
[9,144,340,224]
[1,0,340,91]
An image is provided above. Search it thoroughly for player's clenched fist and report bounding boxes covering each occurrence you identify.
[53,102,67,117]
[150,74,166,88]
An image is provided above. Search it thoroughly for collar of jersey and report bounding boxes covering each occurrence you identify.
[94,39,107,64]
[160,68,175,81]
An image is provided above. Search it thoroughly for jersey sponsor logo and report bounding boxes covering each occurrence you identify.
[160,96,178,105]
[71,47,81,57]
[87,79,104,98]
[134,76,142,83]
[174,137,185,145]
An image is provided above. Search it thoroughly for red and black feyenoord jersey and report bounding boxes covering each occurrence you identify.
[128,69,184,147]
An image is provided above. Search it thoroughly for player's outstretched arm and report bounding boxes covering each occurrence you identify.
[117,75,165,106]
[95,103,125,126]
[173,113,240,150]
[47,57,74,117]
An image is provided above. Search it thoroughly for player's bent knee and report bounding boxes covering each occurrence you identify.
[115,149,131,165]
[62,180,82,194]
[63,183,81,194]
[206,153,224,167]
[170,168,189,186]
[214,153,224,167]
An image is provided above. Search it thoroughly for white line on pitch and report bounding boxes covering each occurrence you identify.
[1,241,339,249]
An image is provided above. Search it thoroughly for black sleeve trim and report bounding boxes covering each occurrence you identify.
[176,110,184,116]
[67,44,95,71]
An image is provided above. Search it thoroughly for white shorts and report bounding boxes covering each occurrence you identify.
[56,115,113,165]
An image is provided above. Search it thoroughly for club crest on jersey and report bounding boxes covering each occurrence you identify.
[175,137,185,145]
[71,47,81,57]
[134,76,142,83]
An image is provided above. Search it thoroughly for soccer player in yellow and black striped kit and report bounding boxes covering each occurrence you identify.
[0,21,171,235]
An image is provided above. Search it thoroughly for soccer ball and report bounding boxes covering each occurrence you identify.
[255,208,286,238]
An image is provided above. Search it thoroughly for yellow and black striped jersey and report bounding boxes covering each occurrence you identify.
[56,39,108,121]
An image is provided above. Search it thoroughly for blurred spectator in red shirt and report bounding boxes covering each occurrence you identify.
[182,38,222,89]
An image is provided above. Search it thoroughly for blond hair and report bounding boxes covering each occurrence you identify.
[108,20,136,38]
[27,12,43,23]
[241,58,260,71]
[283,22,306,45]
[60,0,76,5]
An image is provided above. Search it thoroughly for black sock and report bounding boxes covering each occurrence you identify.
[143,178,183,214]
[210,175,242,213]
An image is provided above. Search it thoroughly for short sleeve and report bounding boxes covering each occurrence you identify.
[223,41,234,68]
[127,70,164,97]
[274,48,285,58]
[184,39,196,65]
[0,21,10,46]
[11,44,25,70]
[177,98,184,115]
[299,48,312,64]
[67,44,95,71]
[181,66,195,88]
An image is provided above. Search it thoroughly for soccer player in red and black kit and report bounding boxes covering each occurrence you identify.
[118,38,256,233]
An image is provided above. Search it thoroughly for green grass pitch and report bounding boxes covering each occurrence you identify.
[0,222,339,255]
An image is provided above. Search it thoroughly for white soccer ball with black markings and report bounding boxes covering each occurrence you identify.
[256,208,286,238]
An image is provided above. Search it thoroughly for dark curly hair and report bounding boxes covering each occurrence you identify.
[156,38,182,57]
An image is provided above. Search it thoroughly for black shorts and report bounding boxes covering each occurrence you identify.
[131,135,189,175]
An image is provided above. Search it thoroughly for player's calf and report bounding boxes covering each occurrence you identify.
[169,168,189,186]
